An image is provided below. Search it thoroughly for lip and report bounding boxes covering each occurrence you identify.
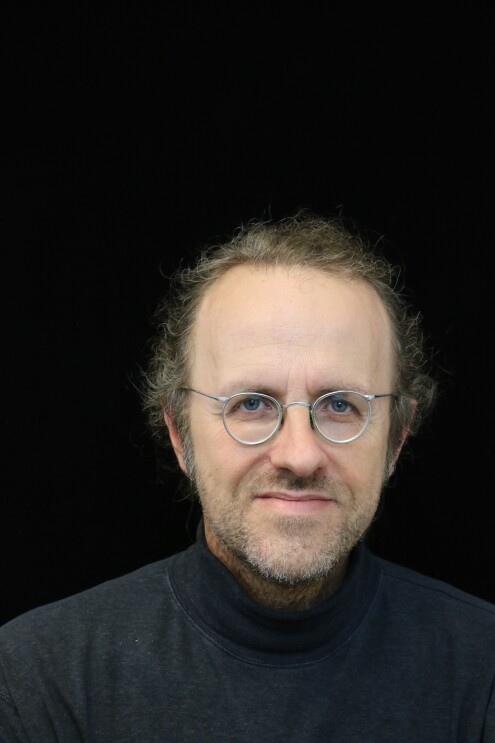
[256,491,335,501]
[254,491,336,514]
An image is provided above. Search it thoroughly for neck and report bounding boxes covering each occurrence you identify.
[204,520,349,611]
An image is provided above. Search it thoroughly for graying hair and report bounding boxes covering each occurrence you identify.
[143,214,437,475]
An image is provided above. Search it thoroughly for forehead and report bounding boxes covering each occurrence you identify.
[190,264,395,392]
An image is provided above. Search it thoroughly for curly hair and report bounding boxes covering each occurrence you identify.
[143,214,437,475]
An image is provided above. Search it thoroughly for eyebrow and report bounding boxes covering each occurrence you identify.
[313,383,370,397]
[220,380,371,398]
[220,381,280,398]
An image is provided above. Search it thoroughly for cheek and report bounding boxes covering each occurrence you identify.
[330,439,388,488]
[190,420,258,488]
[189,410,226,461]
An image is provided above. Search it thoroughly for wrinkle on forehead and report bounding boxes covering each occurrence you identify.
[191,265,395,392]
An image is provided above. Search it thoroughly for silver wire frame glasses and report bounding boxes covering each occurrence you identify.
[179,387,396,446]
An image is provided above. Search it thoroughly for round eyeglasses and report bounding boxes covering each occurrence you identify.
[180,387,396,446]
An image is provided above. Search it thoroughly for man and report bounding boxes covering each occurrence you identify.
[1,215,494,741]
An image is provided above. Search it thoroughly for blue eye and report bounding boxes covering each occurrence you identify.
[242,397,262,411]
[226,394,277,420]
[330,397,350,413]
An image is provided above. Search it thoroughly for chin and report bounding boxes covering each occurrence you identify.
[246,553,342,586]
[236,521,354,585]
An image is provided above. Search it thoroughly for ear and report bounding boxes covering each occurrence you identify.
[387,427,409,477]
[387,399,417,477]
[163,411,188,475]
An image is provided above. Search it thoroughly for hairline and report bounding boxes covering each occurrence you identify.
[183,261,398,395]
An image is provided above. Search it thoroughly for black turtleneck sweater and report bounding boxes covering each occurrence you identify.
[0,527,494,742]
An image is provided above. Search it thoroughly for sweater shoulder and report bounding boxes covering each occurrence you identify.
[373,553,495,621]
[0,551,183,644]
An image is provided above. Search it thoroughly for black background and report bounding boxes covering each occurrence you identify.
[2,3,494,625]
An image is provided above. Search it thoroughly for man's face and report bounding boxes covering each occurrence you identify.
[171,265,397,585]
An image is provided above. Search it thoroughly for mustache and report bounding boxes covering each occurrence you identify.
[237,471,349,499]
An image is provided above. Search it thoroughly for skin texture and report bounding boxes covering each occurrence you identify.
[166,265,406,609]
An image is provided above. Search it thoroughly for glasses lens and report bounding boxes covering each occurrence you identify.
[313,391,370,443]
[223,393,281,444]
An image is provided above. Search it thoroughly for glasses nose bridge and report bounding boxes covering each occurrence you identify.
[280,400,314,428]
[281,400,312,411]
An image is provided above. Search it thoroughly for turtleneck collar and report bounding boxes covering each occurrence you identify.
[168,523,381,666]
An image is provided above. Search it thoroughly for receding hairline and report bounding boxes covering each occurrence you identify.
[186,261,397,389]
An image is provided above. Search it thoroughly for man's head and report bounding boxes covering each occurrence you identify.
[144,215,436,593]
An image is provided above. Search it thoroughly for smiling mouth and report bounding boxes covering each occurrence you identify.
[254,492,337,513]
[256,491,335,501]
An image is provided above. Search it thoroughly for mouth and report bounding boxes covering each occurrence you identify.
[254,491,337,514]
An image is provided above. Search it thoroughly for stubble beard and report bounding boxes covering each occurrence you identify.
[191,458,382,587]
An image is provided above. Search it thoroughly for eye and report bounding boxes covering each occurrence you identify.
[330,397,350,414]
[241,397,263,412]
[315,392,366,421]
[225,394,278,421]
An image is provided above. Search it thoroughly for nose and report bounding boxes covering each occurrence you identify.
[268,403,327,477]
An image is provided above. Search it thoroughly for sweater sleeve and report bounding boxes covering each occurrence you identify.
[484,676,495,743]
[0,642,33,743]
[0,692,31,743]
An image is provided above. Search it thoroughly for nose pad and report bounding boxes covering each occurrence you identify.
[309,409,316,430]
